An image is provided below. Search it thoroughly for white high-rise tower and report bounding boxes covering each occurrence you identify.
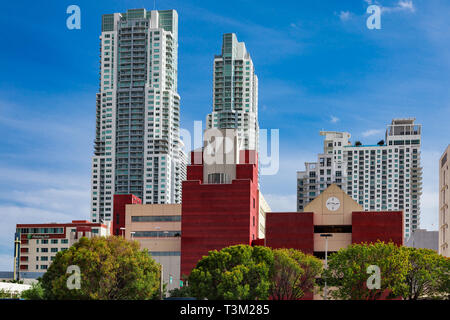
[297,118,422,239]
[206,33,259,152]
[90,9,186,223]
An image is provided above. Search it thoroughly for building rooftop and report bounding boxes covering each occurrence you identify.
[391,118,416,125]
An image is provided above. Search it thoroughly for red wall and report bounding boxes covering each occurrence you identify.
[180,151,259,278]
[113,194,142,236]
[352,211,404,246]
[265,212,314,254]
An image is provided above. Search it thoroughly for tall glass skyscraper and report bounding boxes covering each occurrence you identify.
[90,9,186,223]
[206,33,259,152]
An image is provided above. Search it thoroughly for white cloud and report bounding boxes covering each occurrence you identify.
[398,0,415,12]
[362,129,383,137]
[330,116,340,123]
[0,167,91,269]
[0,166,88,189]
[182,6,304,62]
[339,11,351,21]
[376,0,416,13]
[0,189,90,214]
[361,0,415,13]
[264,194,297,212]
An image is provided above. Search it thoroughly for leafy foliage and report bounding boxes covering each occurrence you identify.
[188,245,323,300]
[401,247,450,300]
[20,282,45,300]
[323,241,409,300]
[188,245,274,300]
[0,289,20,299]
[41,236,161,300]
[270,248,322,300]
[169,285,193,298]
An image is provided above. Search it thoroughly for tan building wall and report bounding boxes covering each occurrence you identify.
[304,185,364,300]
[304,184,363,256]
[259,192,271,239]
[125,204,182,292]
[305,184,363,226]
[439,145,449,257]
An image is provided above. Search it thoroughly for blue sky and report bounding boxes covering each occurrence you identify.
[0,0,449,270]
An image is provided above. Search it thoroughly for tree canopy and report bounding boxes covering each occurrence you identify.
[270,248,322,300]
[187,244,322,300]
[323,241,409,300]
[323,241,450,300]
[188,245,273,300]
[20,282,45,300]
[41,236,161,300]
[401,247,450,300]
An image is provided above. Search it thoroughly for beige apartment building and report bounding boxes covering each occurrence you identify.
[125,204,181,292]
[439,145,449,257]
[15,220,110,277]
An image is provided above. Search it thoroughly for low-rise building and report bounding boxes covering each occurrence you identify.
[124,203,182,292]
[265,184,404,299]
[405,229,439,252]
[15,220,110,277]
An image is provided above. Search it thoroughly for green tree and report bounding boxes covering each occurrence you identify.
[401,247,450,300]
[41,236,160,300]
[270,248,322,300]
[20,282,45,300]
[188,245,274,300]
[169,285,193,298]
[323,241,409,300]
[0,289,20,299]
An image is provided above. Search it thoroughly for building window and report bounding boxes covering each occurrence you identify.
[148,251,181,257]
[207,173,230,184]
[133,231,181,238]
[131,216,181,222]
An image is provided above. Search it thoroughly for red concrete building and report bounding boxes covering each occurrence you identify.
[180,130,260,278]
[265,184,404,258]
[178,129,403,299]
[352,211,404,245]
[264,185,403,300]
[265,212,314,254]
[112,194,142,236]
